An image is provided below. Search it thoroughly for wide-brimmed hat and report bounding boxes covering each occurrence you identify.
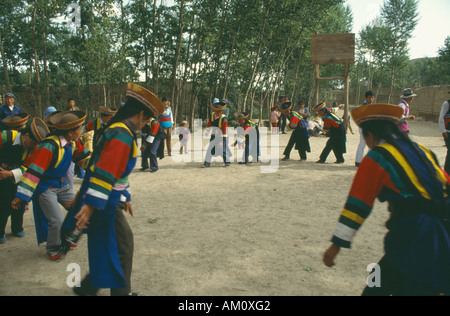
[99,106,118,116]
[234,112,249,120]
[48,111,86,131]
[125,83,164,116]
[30,117,50,142]
[400,88,417,99]
[211,100,227,111]
[44,110,61,127]
[351,103,404,127]
[313,101,327,112]
[2,113,29,128]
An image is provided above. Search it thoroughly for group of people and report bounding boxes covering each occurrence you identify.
[270,96,347,164]
[1,84,450,296]
[0,84,167,296]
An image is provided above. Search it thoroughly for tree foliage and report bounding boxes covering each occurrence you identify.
[0,0,448,123]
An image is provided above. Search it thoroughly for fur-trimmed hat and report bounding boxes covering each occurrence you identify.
[211,100,227,111]
[351,103,404,127]
[234,112,249,120]
[43,110,61,128]
[2,113,29,129]
[125,83,164,116]
[48,111,86,131]
[29,117,50,142]
[99,106,118,116]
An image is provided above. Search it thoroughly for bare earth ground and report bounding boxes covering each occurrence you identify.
[0,113,446,296]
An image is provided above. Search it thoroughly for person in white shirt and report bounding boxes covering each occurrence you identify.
[438,93,450,174]
[355,91,375,167]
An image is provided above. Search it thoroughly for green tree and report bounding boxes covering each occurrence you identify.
[380,0,419,102]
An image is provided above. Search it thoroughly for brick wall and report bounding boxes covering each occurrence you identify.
[330,85,450,121]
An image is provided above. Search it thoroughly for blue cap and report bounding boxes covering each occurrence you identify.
[220,99,229,104]
[5,93,16,99]
[212,98,220,104]
[44,107,57,117]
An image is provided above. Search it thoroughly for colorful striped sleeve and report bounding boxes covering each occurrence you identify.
[83,126,133,210]
[72,139,91,170]
[323,114,341,134]
[331,150,397,248]
[84,119,95,132]
[287,112,302,131]
[221,117,228,138]
[0,130,17,149]
[11,145,38,183]
[145,120,160,143]
[15,139,57,202]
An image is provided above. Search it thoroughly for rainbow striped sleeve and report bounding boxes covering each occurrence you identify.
[221,117,228,138]
[287,112,302,131]
[331,150,397,248]
[15,139,57,202]
[323,114,342,134]
[72,139,91,170]
[145,120,160,144]
[0,130,18,149]
[83,125,133,210]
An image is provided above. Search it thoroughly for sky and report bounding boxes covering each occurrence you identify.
[345,0,450,59]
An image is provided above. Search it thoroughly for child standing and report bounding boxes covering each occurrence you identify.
[270,106,281,134]
[179,121,190,154]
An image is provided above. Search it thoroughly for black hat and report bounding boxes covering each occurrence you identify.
[400,88,417,99]
[365,91,374,97]
[280,102,292,110]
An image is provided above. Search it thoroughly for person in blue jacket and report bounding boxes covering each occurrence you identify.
[0,93,22,130]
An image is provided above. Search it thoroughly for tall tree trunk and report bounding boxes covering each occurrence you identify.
[171,0,186,123]
[242,7,270,112]
[42,8,49,109]
[32,1,42,115]
[222,31,237,99]
[0,32,12,93]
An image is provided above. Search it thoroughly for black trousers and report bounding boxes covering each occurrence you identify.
[444,133,450,175]
[278,114,287,133]
[78,207,134,296]
[361,257,443,296]
[283,131,307,160]
[319,135,345,163]
[0,183,25,237]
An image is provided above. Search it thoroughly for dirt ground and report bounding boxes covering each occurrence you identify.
[0,113,446,296]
